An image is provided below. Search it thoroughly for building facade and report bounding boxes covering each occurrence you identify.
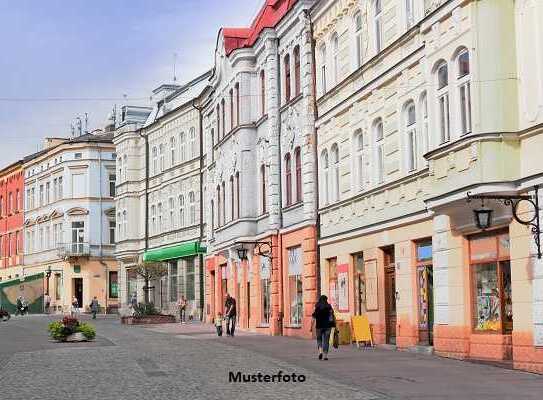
[21,133,119,312]
[313,0,543,373]
[114,73,210,317]
[204,0,318,338]
[0,160,24,279]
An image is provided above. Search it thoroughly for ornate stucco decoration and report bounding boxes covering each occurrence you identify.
[284,106,300,151]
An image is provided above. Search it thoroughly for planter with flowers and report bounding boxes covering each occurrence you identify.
[48,316,96,342]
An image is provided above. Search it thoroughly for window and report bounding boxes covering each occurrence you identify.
[169,197,175,229]
[157,202,163,232]
[332,33,339,84]
[221,181,226,226]
[109,271,119,299]
[74,152,82,159]
[284,54,291,102]
[152,147,158,174]
[123,155,128,180]
[16,189,21,211]
[320,149,329,205]
[260,164,267,214]
[0,196,3,216]
[210,200,215,233]
[375,0,383,53]
[405,101,417,171]
[374,119,384,183]
[457,49,472,135]
[8,192,13,213]
[354,129,364,190]
[436,62,450,143]
[470,232,512,333]
[170,136,177,165]
[169,263,178,302]
[229,88,234,132]
[221,99,226,138]
[188,128,196,159]
[211,129,215,161]
[260,256,272,325]
[353,252,366,315]
[406,0,415,28]
[151,205,156,234]
[55,273,62,301]
[285,153,292,206]
[260,70,266,116]
[58,177,63,199]
[189,192,196,225]
[216,186,221,227]
[121,209,126,239]
[235,172,240,219]
[328,257,338,309]
[109,174,116,197]
[235,83,240,126]
[216,104,221,139]
[179,195,185,227]
[319,45,327,95]
[331,144,339,202]
[293,46,301,96]
[39,185,44,206]
[420,92,429,155]
[109,220,115,244]
[186,258,196,301]
[288,247,303,326]
[159,144,165,172]
[71,221,84,254]
[295,147,302,203]
[354,12,363,68]
[180,132,186,162]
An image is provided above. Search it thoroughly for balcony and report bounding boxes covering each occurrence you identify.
[57,242,91,258]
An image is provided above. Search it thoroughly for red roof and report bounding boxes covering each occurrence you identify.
[223,0,298,55]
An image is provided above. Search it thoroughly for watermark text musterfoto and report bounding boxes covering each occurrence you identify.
[229,371,306,383]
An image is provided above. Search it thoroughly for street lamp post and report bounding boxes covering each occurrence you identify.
[467,185,541,259]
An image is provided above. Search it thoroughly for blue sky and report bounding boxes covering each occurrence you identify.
[0,0,262,166]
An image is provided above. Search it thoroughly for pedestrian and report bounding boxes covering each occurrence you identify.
[15,296,23,316]
[311,295,335,361]
[177,296,187,323]
[90,296,99,319]
[215,312,224,337]
[130,292,138,316]
[224,294,237,337]
[44,293,51,314]
[71,296,79,317]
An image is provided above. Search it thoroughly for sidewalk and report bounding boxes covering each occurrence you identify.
[142,322,543,400]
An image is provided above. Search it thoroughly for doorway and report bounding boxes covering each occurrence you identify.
[383,246,396,345]
[73,278,83,309]
[417,240,434,346]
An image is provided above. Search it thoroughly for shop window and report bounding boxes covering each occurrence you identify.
[55,273,62,301]
[170,263,178,302]
[186,258,196,301]
[127,269,138,304]
[73,265,81,274]
[260,256,271,325]
[288,247,303,326]
[328,257,338,310]
[109,271,119,299]
[470,232,512,333]
[352,252,366,315]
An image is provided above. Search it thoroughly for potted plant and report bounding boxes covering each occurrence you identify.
[48,316,96,342]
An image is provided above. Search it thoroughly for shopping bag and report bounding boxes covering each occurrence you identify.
[333,327,340,349]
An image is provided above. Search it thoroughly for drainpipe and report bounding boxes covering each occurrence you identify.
[192,98,205,321]
[304,8,321,300]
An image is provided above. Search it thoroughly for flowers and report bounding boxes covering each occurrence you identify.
[48,316,96,341]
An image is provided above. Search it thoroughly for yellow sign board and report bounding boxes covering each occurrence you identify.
[351,315,373,347]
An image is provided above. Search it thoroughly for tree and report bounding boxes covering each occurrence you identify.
[133,262,168,305]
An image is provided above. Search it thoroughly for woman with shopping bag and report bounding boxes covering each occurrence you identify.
[310,295,336,360]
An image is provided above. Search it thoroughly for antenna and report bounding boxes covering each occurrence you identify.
[76,116,82,136]
[70,123,75,137]
[173,52,178,83]
[84,113,88,133]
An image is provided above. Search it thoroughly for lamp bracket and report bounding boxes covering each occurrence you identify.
[467,185,541,259]
[236,241,273,260]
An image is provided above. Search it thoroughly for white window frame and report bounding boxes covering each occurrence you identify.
[319,45,327,95]
[331,144,340,202]
[320,150,329,206]
[405,102,417,172]
[354,130,364,191]
[354,12,363,69]
[375,0,383,53]
[170,136,177,165]
[457,49,472,136]
[436,62,450,144]
[374,119,385,184]
[332,33,339,85]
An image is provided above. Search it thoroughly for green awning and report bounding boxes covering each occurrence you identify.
[143,242,207,263]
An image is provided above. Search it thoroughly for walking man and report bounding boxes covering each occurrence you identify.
[224,294,237,337]
[90,296,99,319]
[177,296,187,323]
[44,293,51,314]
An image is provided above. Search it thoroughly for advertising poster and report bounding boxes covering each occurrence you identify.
[337,264,349,312]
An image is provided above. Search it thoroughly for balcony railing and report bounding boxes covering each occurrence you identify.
[57,242,91,258]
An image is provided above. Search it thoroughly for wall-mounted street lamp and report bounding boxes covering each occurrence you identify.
[236,241,273,261]
[467,185,541,259]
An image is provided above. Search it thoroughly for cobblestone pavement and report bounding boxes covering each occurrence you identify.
[1,316,543,400]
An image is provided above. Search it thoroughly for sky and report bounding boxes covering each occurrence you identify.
[0,0,263,166]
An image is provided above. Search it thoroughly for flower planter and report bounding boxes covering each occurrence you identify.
[121,315,176,325]
[65,332,88,342]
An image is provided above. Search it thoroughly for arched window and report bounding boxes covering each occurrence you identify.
[210,128,215,161]
[159,144,165,172]
[221,181,226,226]
[152,147,158,175]
[235,83,240,126]
[320,150,329,205]
[221,99,226,138]
[406,0,415,29]
[151,205,156,234]
[420,92,429,155]
[284,53,291,102]
[189,127,196,158]
[285,153,292,206]
[260,164,267,214]
[189,192,196,225]
[216,186,221,227]
[405,101,417,171]
[374,118,385,183]
[319,44,327,95]
[436,61,450,143]
[180,132,186,162]
[235,172,240,219]
[295,147,302,203]
[457,49,471,135]
[260,70,266,116]
[157,202,163,231]
[179,194,185,227]
[211,199,215,232]
[170,136,177,165]
[331,144,340,201]
[169,197,175,229]
[123,155,128,181]
[294,46,301,96]
[354,12,363,68]
[229,88,234,132]
[229,175,234,222]
[354,129,364,191]
[375,0,383,53]
[332,33,339,84]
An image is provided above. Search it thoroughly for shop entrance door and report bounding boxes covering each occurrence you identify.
[383,247,396,345]
[73,278,83,309]
[417,265,434,345]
